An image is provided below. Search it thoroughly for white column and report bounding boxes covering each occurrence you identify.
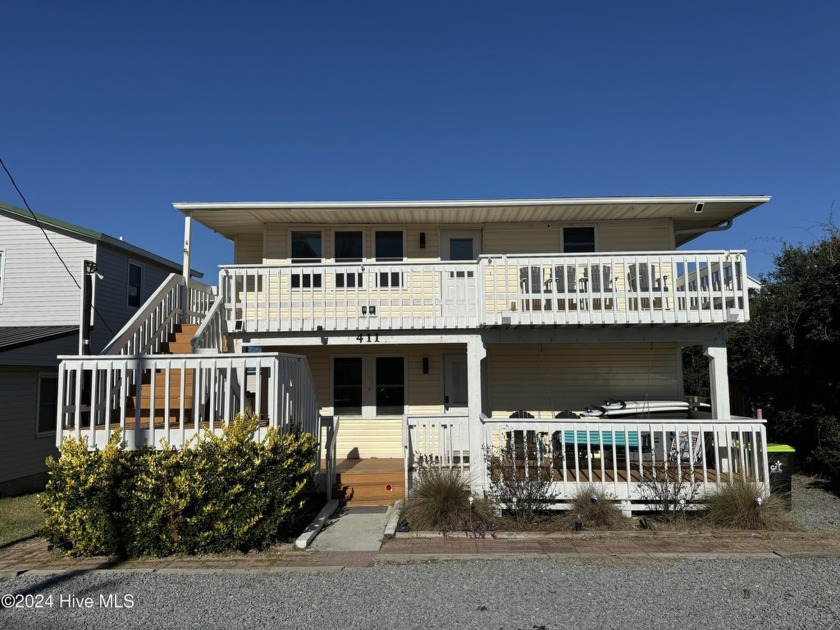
[182,214,192,323]
[704,342,731,420]
[467,336,487,494]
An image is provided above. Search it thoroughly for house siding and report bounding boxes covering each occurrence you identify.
[270,344,449,458]
[234,234,264,264]
[92,244,174,352]
[254,220,674,264]
[0,367,57,494]
[0,213,93,327]
[486,342,682,419]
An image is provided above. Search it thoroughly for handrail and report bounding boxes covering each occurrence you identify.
[100,275,214,356]
[100,274,183,355]
[191,295,228,353]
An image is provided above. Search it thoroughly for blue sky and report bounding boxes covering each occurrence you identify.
[2,1,838,279]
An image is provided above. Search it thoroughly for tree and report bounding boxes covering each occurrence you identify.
[727,226,840,488]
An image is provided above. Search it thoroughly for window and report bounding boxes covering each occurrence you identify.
[291,231,322,263]
[563,227,596,253]
[332,356,406,417]
[333,357,363,416]
[290,231,323,289]
[375,230,404,288]
[127,262,142,307]
[334,230,364,288]
[0,249,5,304]
[376,357,405,415]
[449,238,474,261]
[36,373,58,435]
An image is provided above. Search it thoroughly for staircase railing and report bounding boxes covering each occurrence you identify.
[191,294,229,353]
[100,274,213,356]
[57,351,322,450]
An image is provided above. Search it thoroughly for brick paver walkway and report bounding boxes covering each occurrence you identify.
[2,530,839,575]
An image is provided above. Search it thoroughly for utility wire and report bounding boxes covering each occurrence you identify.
[1,156,116,336]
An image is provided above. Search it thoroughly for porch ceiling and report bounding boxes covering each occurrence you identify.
[174,196,770,246]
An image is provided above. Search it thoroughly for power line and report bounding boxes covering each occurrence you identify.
[0,156,116,337]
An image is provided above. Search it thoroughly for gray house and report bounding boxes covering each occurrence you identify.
[0,201,193,495]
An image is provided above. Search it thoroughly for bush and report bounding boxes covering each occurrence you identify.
[402,465,494,535]
[703,482,796,530]
[485,435,556,522]
[637,461,700,521]
[563,486,631,530]
[40,430,123,556]
[40,415,318,557]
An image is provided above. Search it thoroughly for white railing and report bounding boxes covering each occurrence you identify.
[56,352,321,450]
[404,415,769,508]
[403,414,470,494]
[220,251,749,332]
[219,261,481,333]
[100,274,214,355]
[483,251,749,326]
[191,295,229,353]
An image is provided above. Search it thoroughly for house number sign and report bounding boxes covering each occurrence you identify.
[356,332,381,343]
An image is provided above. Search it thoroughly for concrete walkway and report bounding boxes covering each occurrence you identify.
[310,505,391,552]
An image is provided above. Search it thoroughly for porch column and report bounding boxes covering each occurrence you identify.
[704,341,731,419]
[467,336,487,494]
[182,214,192,323]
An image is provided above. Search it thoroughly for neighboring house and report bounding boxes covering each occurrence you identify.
[56,196,773,510]
[0,201,195,495]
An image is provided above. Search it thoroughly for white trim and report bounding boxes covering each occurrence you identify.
[175,195,772,212]
[35,371,59,437]
[0,248,5,305]
[127,259,144,309]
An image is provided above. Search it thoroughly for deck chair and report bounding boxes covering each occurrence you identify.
[582,264,614,309]
[627,263,669,309]
[519,266,548,311]
[552,265,580,309]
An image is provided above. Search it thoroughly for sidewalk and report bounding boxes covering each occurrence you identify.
[2,530,839,576]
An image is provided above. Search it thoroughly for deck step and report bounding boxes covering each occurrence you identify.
[334,461,404,506]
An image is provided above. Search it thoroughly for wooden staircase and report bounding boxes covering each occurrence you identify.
[124,324,199,427]
[333,458,405,506]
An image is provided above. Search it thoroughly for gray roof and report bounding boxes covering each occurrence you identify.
[0,201,202,278]
[0,326,79,352]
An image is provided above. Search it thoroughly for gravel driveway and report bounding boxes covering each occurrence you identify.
[1,556,839,630]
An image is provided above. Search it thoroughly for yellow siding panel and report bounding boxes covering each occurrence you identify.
[487,343,682,418]
[234,234,263,264]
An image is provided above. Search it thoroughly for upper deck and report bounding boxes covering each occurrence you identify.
[221,250,749,333]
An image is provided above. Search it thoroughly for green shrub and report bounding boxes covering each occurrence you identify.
[563,485,632,530]
[703,482,796,530]
[402,465,495,534]
[39,430,123,556]
[40,415,318,557]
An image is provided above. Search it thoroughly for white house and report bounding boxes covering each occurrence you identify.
[55,196,772,510]
[0,201,196,495]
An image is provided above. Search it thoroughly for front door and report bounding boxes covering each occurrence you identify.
[443,353,468,414]
[440,230,481,319]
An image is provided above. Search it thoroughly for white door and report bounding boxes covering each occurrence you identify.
[443,353,468,414]
[440,230,481,319]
